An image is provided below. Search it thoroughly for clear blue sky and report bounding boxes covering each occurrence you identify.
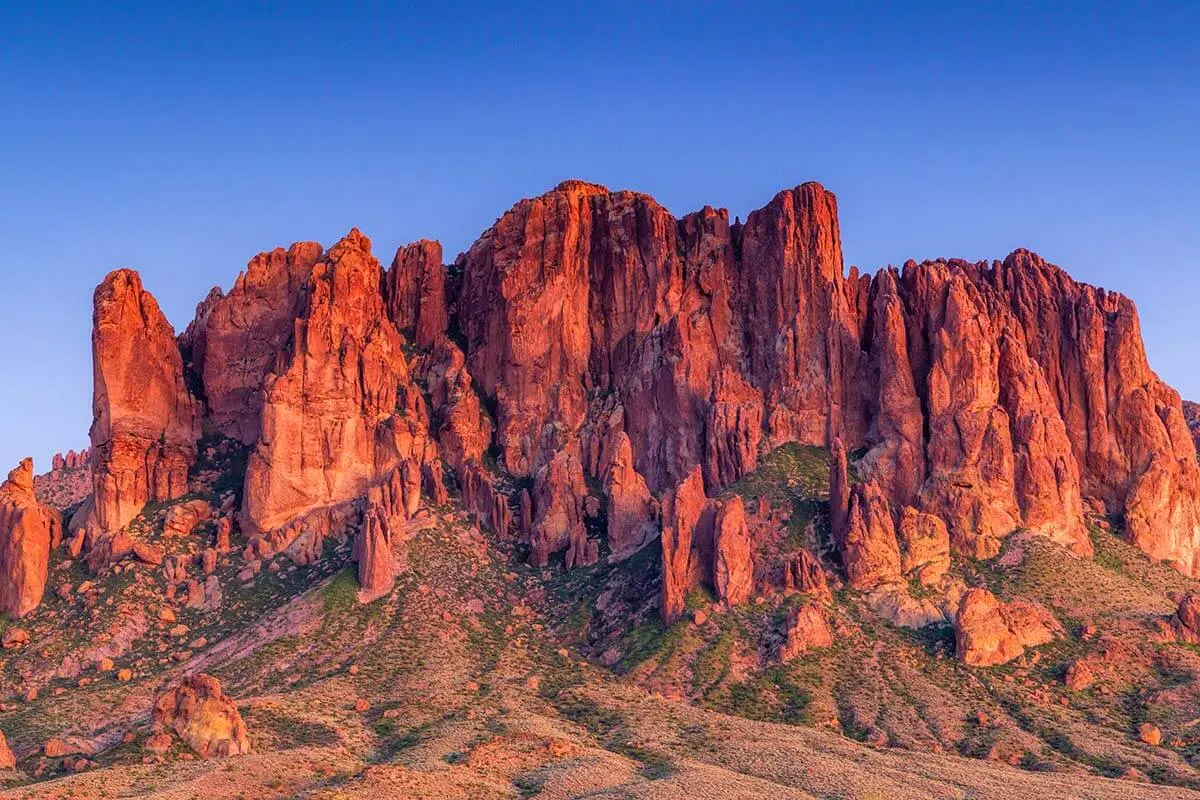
[2,2,1198,472]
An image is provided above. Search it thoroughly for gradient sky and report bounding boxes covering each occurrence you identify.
[2,2,1198,472]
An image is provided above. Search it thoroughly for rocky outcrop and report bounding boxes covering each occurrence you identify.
[0,459,58,617]
[777,604,833,662]
[90,270,199,533]
[457,180,743,504]
[604,432,656,560]
[163,500,211,538]
[242,230,433,536]
[713,495,753,605]
[34,449,92,512]
[831,448,902,590]
[354,506,395,604]
[660,467,710,623]
[152,674,249,757]
[896,507,950,585]
[425,338,492,472]
[1171,592,1200,644]
[182,243,321,445]
[51,449,91,471]
[704,368,764,491]
[954,587,1062,667]
[530,445,589,567]
[782,549,829,598]
[384,240,448,349]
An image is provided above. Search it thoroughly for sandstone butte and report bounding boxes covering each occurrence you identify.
[9,179,1200,640]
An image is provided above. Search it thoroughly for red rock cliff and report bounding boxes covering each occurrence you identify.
[90,269,200,533]
[117,179,1200,596]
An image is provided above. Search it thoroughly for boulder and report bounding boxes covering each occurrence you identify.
[152,674,249,757]
[954,587,1062,667]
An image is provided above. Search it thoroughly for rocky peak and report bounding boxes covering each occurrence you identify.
[90,269,200,534]
[0,458,59,617]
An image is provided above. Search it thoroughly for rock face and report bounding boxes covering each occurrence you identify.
[0,459,58,617]
[830,448,902,590]
[152,674,249,757]
[897,507,950,585]
[954,587,1062,666]
[90,270,199,533]
[242,230,432,536]
[85,180,1200,603]
[183,242,321,445]
[384,240,448,349]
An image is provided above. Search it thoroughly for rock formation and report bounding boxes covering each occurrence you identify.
[152,674,249,757]
[241,230,432,537]
[0,728,13,769]
[530,445,588,567]
[660,467,710,623]
[384,240,448,349]
[182,242,321,445]
[34,450,92,512]
[954,587,1062,666]
[354,505,395,604]
[831,448,902,591]
[896,507,950,585]
[1171,592,1200,644]
[0,459,58,617]
[75,179,1200,612]
[713,495,753,605]
[777,604,834,662]
[90,270,199,533]
[604,432,657,560]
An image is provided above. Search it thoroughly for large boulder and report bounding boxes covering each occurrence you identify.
[954,587,1062,667]
[152,674,249,757]
[777,604,834,662]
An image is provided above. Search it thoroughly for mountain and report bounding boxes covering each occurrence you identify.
[2,180,1200,797]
